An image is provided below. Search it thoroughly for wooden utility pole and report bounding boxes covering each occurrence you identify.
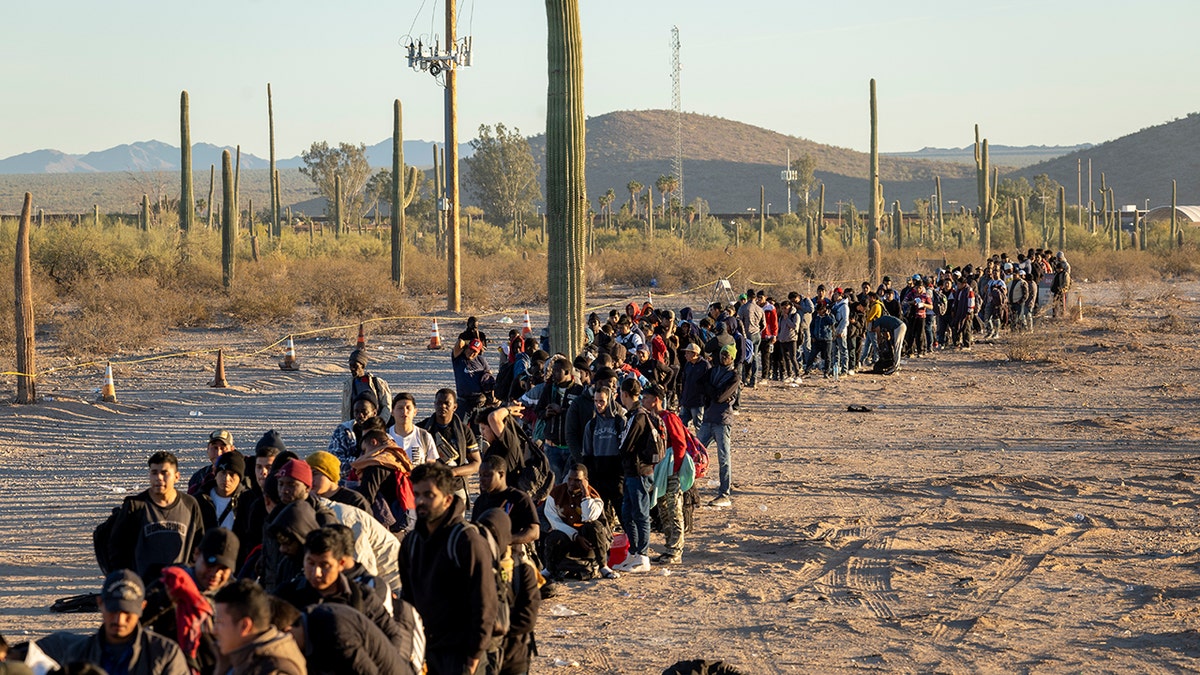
[15,193,36,403]
[445,0,462,311]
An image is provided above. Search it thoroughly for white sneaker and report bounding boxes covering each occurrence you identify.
[625,554,651,573]
[600,566,621,579]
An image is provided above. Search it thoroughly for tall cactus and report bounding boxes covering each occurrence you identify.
[141,194,150,231]
[333,173,343,238]
[392,99,421,287]
[15,192,36,403]
[545,0,588,358]
[268,83,279,238]
[179,91,194,232]
[758,185,765,248]
[974,126,998,259]
[817,183,825,256]
[272,170,281,239]
[867,78,880,286]
[1057,185,1066,252]
[93,204,100,229]
[207,165,215,230]
[1112,188,1121,251]
[805,216,813,256]
[1171,179,1178,249]
[1013,197,1026,250]
[935,175,945,241]
[892,200,903,249]
[221,150,235,289]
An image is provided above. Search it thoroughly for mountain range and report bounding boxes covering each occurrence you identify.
[1,109,1195,214]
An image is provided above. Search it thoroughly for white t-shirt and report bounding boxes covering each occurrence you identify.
[209,490,235,530]
[389,426,439,466]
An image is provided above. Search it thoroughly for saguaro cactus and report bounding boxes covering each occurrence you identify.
[93,204,100,229]
[805,216,813,256]
[207,165,215,230]
[1013,197,1026,250]
[935,175,945,241]
[15,192,36,403]
[392,100,421,287]
[141,194,150,231]
[180,91,194,232]
[268,83,279,238]
[867,78,880,286]
[817,184,826,256]
[892,200,903,249]
[333,173,343,238]
[221,150,235,289]
[975,126,998,259]
[1057,185,1066,252]
[1171,179,1178,249]
[545,0,588,358]
[758,185,765,248]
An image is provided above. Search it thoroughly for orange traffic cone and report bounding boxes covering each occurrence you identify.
[427,319,443,350]
[279,336,300,371]
[100,363,117,402]
[210,349,229,388]
[356,323,366,350]
[521,310,533,338]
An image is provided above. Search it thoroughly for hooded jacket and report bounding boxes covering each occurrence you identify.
[37,624,189,675]
[216,626,306,675]
[399,495,497,663]
[275,572,404,653]
[302,602,421,675]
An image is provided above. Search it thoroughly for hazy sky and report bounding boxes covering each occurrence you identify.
[4,0,1198,159]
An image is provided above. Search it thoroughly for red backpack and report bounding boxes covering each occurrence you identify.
[682,426,709,479]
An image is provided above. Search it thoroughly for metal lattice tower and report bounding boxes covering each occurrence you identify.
[671,26,683,211]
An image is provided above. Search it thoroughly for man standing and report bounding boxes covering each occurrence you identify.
[452,337,495,420]
[535,356,584,484]
[641,386,688,565]
[37,570,189,675]
[400,463,497,675]
[188,430,237,496]
[196,451,247,534]
[830,288,850,380]
[614,380,664,574]
[952,273,976,350]
[737,291,766,387]
[678,344,710,428]
[388,392,440,468]
[700,345,739,507]
[419,388,483,505]
[212,579,306,675]
[109,452,205,582]
[343,348,393,426]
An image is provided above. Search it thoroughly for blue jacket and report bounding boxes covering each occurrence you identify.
[810,313,834,342]
[702,363,740,426]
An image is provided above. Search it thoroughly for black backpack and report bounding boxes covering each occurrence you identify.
[93,496,138,574]
[447,522,512,655]
[510,423,554,504]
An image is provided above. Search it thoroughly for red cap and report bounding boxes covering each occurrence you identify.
[468,338,484,351]
[277,458,312,488]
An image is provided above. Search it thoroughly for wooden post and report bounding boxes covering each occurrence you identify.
[15,193,37,403]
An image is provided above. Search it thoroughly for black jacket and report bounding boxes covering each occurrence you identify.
[275,573,405,653]
[303,602,420,675]
[679,358,711,409]
[500,559,541,675]
[618,407,665,478]
[399,495,498,661]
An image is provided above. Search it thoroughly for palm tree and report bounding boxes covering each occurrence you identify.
[599,188,616,229]
[655,175,671,221]
[627,180,644,218]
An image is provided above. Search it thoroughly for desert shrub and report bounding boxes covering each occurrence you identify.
[58,277,194,356]
[464,222,506,257]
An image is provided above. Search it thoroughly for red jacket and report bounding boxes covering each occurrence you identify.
[658,410,688,473]
[763,304,778,339]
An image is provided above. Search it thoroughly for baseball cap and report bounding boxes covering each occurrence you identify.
[101,569,145,616]
[277,458,313,488]
[199,528,240,570]
[214,451,245,477]
[209,429,234,446]
[641,383,665,400]
[468,338,484,351]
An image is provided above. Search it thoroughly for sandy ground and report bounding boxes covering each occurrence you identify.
[3,280,1200,673]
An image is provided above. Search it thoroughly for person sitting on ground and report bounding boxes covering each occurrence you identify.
[188,430,239,497]
[306,451,371,512]
[37,570,189,675]
[342,348,393,426]
[211,579,306,675]
[544,464,619,580]
[329,390,386,478]
[197,451,247,534]
[274,528,405,650]
[108,451,206,583]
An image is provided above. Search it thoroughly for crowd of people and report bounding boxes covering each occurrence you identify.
[1,248,1072,675]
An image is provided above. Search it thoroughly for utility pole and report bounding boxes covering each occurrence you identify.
[444,1,461,311]
[1077,158,1082,228]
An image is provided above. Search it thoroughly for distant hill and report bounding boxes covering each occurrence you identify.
[0,140,471,175]
[1014,113,1200,207]
[885,143,1092,169]
[525,110,977,212]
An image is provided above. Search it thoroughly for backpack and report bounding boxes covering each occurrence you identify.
[93,496,139,574]
[509,423,554,504]
[447,522,512,654]
[681,426,710,479]
[638,411,667,468]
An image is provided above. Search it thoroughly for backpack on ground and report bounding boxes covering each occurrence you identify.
[447,522,512,655]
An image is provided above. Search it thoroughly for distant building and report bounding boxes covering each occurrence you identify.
[1144,205,1200,227]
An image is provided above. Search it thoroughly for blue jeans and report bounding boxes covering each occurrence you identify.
[620,475,653,556]
[832,335,849,375]
[743,334,761,385]
[859,332,878,366]
[698,421,731,497]
[546,444,572,485]
[680,406,703,430]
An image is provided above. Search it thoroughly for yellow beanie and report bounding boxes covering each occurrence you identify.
[306,451,340,483]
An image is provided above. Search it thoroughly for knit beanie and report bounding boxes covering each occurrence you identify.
[306,451,340,484]
[255,430,286,455]
[277,458,313,488]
